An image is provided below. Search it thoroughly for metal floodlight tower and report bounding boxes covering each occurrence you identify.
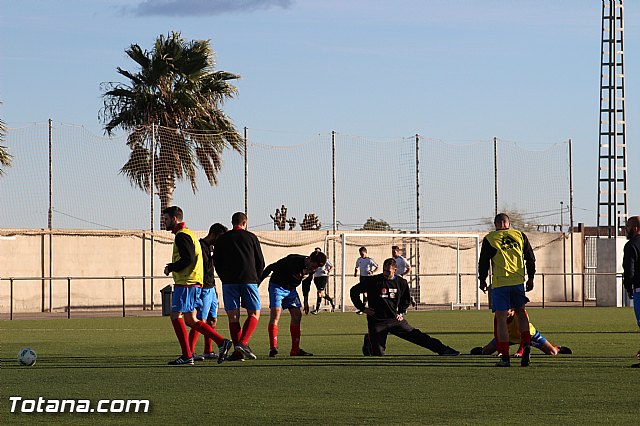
[598,0,628,237]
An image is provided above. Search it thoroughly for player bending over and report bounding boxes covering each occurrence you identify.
[470,309,572,357]
[261,250,327,357]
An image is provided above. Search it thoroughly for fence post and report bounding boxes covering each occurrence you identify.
[541,274,545,308]
[493,137,498,217]
[67,277,71,319]
[244,126,249,216]
[10,278,14,320]
[122,277,126,318]
[150,123,155,311]
[48,119,53,313]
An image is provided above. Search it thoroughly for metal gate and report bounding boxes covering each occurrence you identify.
[584,236,598,301]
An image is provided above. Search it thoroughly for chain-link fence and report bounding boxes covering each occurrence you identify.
[1,123,571,235]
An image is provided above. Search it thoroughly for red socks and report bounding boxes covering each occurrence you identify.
[229,322,242,346]
[192,321,224,346]
[189,329,200,356]
[240,316,259,346]
[496,342,510,358]
[171,318,191,358]
[268,323,278,349]
[204,337,214,354]
[290,324,301,355]
[189,325,216,354]
[520,331,532,346]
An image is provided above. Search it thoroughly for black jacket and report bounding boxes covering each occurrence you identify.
[213,229,265,285]
[623,235,640,294]
[261,254,313,296]
[199,239,215,289]
[350,273,411,320]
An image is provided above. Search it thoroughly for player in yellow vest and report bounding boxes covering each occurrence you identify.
[162,206,232,365]
[479,213,536,367]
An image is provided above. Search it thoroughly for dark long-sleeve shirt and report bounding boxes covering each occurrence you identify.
[350,273,411,320]
[623,235,640,294]
[261,254,313,297]
[167,232,195,273]
[213,229,265,285]
[199,239,215,289]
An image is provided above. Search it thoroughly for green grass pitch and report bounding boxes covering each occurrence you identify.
[1,307,639,425]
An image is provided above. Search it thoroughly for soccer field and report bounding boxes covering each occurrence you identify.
[1,307,638,425]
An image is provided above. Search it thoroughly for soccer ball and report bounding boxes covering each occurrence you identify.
[17,348,37,366]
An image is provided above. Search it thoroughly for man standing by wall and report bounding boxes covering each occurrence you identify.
[623,215,640,368]
[311,247,335,314]
[214,212,265,361]
[478,213,535,367]
[162,206,232,365]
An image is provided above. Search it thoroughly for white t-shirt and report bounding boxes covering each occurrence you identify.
[393,255,411,276]
[314,259,333,277]
[355,257,378,276]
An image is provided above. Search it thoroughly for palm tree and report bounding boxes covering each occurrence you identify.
[0,103,13,176]
[100,31,244,211]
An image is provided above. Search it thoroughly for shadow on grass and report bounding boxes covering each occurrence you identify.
[2,353,636,370]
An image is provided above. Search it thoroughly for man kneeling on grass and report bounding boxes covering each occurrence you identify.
[350,258,459,357]
[469,309,572,357]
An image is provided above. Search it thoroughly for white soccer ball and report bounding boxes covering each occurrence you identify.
[17,348,37,366]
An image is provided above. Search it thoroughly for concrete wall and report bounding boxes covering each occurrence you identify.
[0,229,585,313]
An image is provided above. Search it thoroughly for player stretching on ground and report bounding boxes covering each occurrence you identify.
[189,223,227,361]
[479,213,536,367]
[262,250,327,357]
[311,247,335,314]
[623,215,640,368]
[351,258,459,357]
[214,212,265,361]
[162,207,232,365]
[470,309,572,357]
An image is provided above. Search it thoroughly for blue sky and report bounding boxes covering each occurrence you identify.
[1,0,639,228]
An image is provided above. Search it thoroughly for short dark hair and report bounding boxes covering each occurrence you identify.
[209,223,228,236]
[494,213,510,225]
[383,258,397,268]
[359,246,367,253]
[232,212,247,226]
[162,206,183,221]
[309,250,327,266]
[391,245,400,251]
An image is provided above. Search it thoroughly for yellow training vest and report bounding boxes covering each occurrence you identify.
[172,228,203,285]
[485,228,526,288]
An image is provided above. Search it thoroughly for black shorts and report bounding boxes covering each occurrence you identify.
[314,276,328,292]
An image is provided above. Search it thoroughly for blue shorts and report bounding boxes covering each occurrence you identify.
[195,287,218,320]
[491,284,529,312]
[222,283,261,311]
[171,286,201,313]
[530,330,547,349]
[268,282,302,309]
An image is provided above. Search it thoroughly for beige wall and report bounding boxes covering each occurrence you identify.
[0,229,584,313]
